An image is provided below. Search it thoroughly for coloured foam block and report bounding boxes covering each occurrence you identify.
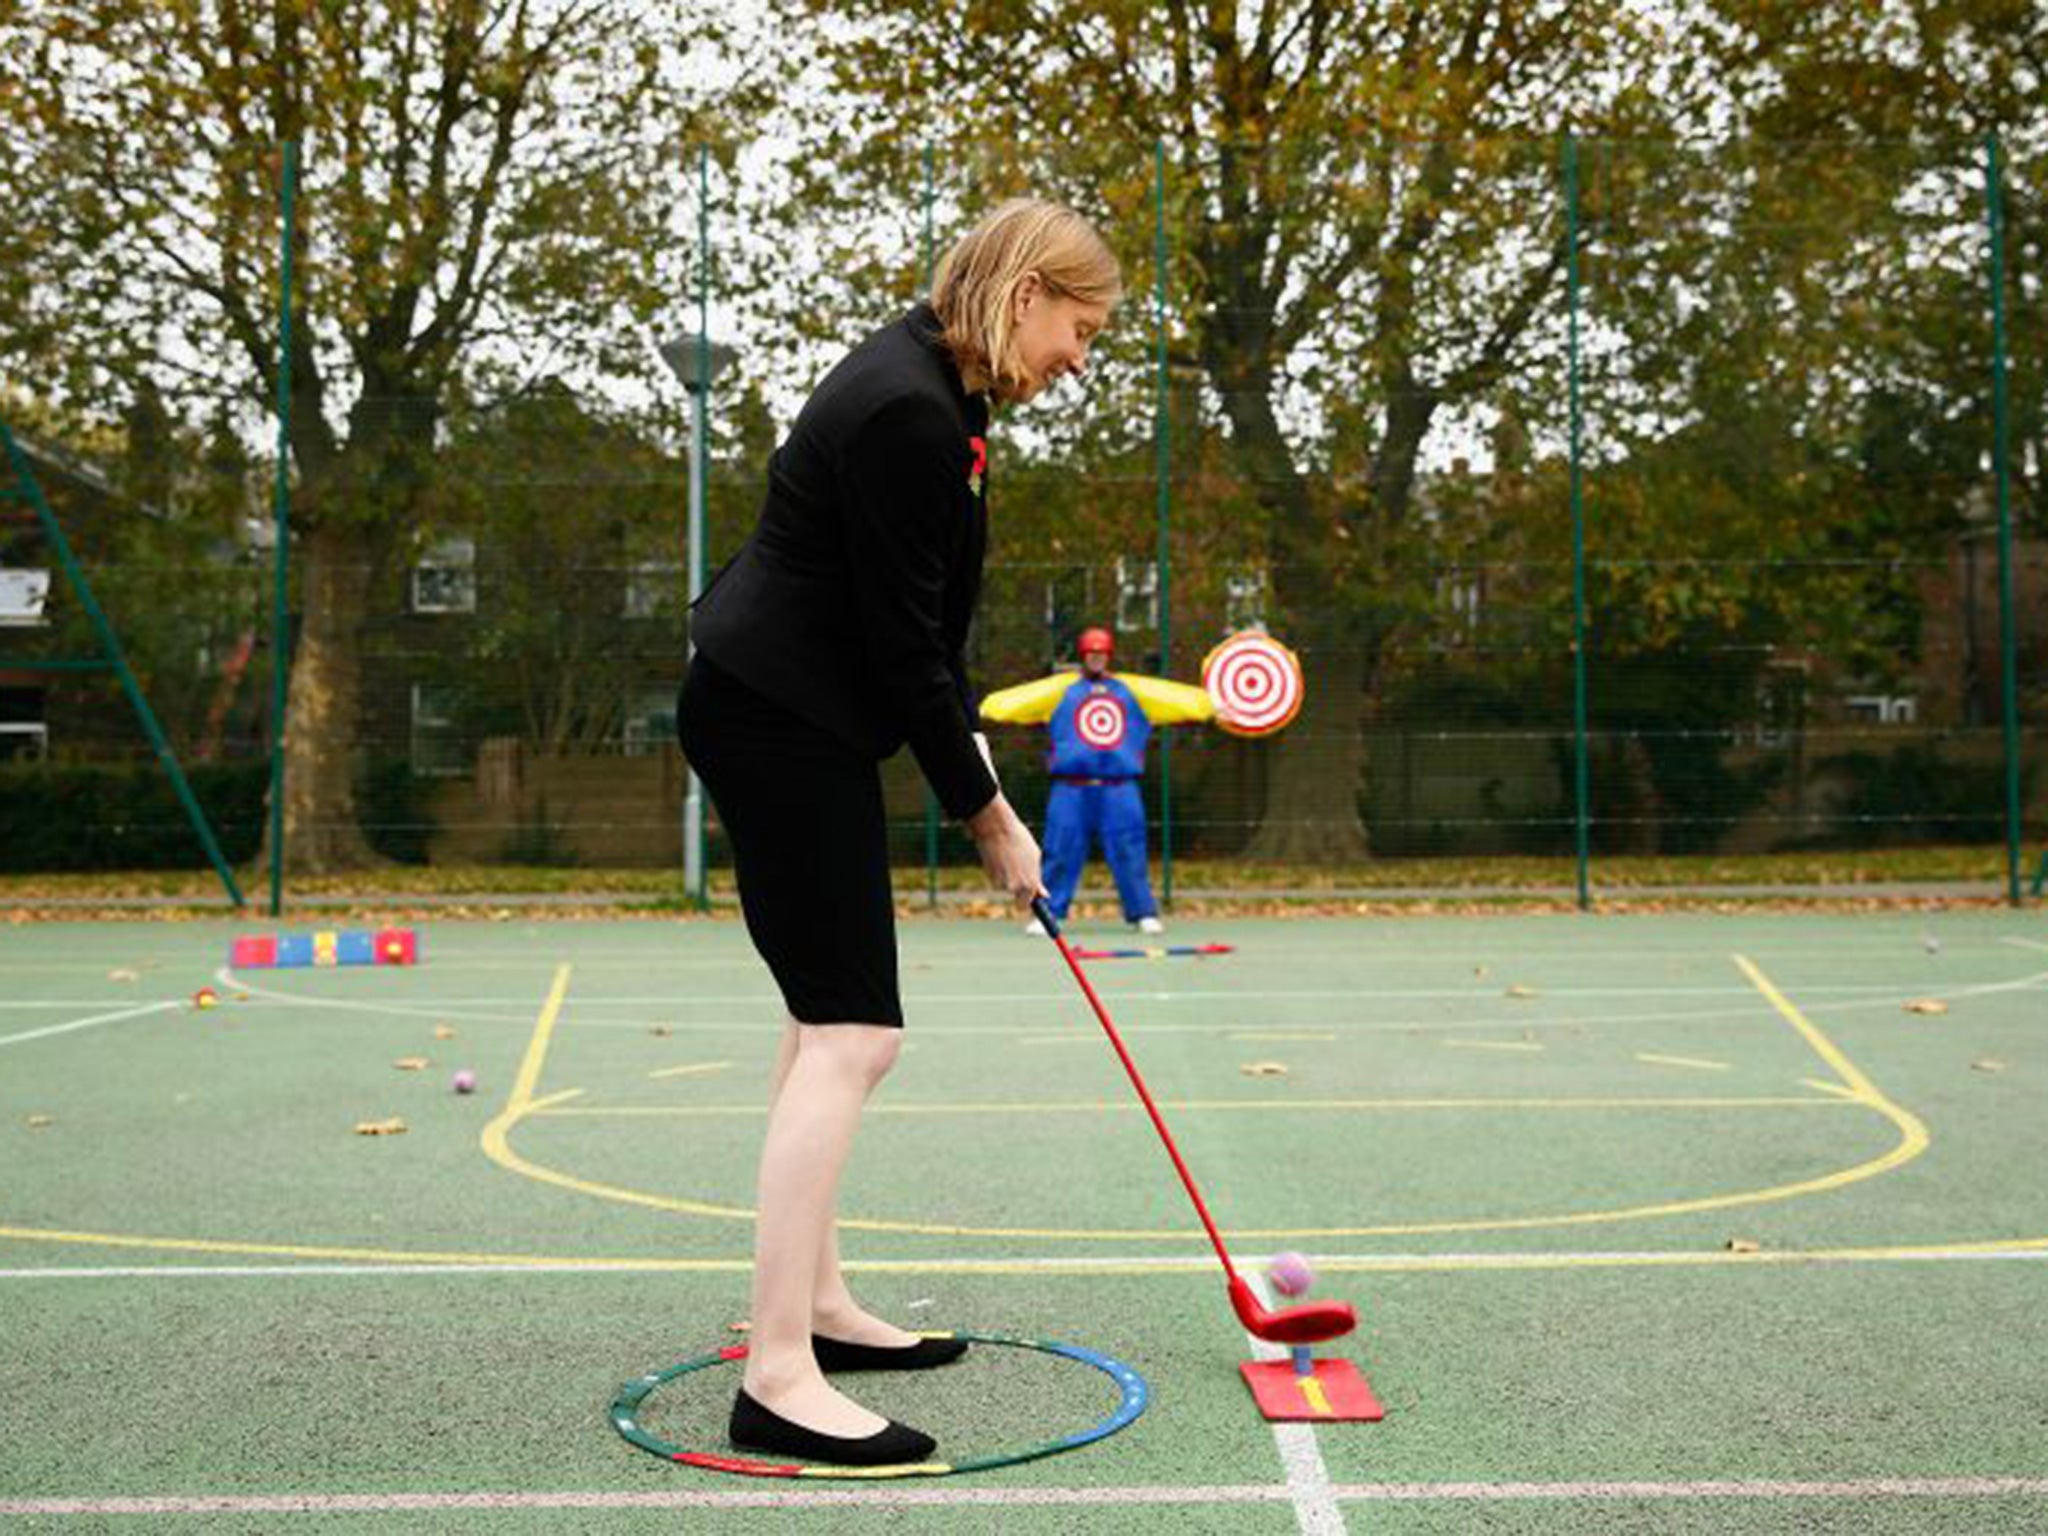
[230,935,278,968]
[375,928,418,965]
[337,931,376,966]
[275,934,314,968]
[313,931,340,966]
[1240,1357,1385,1422]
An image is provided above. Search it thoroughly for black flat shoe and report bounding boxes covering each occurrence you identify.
[728,1387,937,1466]
[812,1333,970,1373]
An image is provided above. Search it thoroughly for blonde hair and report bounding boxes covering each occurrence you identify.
[931,199,1122,402]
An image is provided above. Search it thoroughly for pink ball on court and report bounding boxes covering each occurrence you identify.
[451,1069,477,1095]
[1267,1250,1315,1297]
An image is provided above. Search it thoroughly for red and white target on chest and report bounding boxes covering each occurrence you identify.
[1073,689,1130,749]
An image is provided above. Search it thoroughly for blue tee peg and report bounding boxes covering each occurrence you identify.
[1291,1345,1314,1377]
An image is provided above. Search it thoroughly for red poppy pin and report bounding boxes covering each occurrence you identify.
[968,436,987,496]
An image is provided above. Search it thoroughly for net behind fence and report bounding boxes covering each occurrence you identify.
[2,133,2039,901]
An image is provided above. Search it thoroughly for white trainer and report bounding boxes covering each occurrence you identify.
[1135,915,1165,935]
[1023,919,1047,937]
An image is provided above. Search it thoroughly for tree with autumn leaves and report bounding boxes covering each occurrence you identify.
[1,0,755,868]
[3,1,2037,870]
[764,0,2042,859]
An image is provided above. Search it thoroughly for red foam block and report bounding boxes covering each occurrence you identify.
[1240,1357,1385,1422]
[230,935,278,968]
[374,927,418,965]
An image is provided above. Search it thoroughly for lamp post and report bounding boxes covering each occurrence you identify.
[658,334,735,909]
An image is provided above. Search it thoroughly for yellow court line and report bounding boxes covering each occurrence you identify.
[1635,1052,1731,1072]
[0,1221,679,1269]
[1733,954,1894,1104]
[1806,1079,1860,1099]
[0,952,1947,1260]
[474,959,722,1223]
[1442,1039,1543,1053]
[648,1060,735,1081]
[4,1224,2048,1273]
[1019,1025,1325,1045]
[483,1087,754,1223]
[477,966,760,1227]
[527,1094,1849,1118]
[470,953,1932,1244]
[1732,951,1931,1183]
[504,963,573,1116]
[485,1089,1888,1240]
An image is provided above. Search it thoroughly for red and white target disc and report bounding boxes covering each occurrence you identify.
[1074,692,1128,749]
[1202,631,1304,737]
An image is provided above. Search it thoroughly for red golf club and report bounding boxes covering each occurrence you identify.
[1032,897,1356,1345]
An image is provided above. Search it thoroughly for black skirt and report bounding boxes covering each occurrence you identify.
[675,656,902,1026]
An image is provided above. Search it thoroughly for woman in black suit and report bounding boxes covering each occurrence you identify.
[677,199,1120,1464]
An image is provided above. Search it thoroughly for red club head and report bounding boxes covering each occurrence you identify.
[1229,1276,1358,1344]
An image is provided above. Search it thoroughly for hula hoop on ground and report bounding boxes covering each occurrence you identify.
[610,1330,1149,1479]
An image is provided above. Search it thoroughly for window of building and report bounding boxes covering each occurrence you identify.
[1115,557,1157,632]
[0,569,51,627]
[411,538,476,615]
[1041,565,1096,666]
[409,683,465,774]
[1753,663,1809,747]
[0,722,47,761]
[1224,567,1268,631]
[624,560,682,620]
[622,687,677,756]
[1845,694,1917,726]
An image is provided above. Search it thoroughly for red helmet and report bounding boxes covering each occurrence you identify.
[1076,626,1115,660]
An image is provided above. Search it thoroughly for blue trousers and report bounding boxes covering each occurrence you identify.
[1042,780,1157,922]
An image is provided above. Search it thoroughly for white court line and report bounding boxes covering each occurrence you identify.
[561,990,2032,1037]
[0,1000,178,1048]
[191,981,2048,1048]
[6,1246,2048,1281]
[11,1477,2043,1518]
[216,969,538,1025]
[0,1000,166,1009]
[223,975,2041,1008]
[1244,1271,1347,1535]
[212,970,2048,1012]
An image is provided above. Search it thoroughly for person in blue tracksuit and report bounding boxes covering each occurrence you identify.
[1033,626,1165,934]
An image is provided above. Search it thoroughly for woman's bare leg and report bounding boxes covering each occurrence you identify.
[740,1022,903,1435]
[811,1216,919,1346]
[761,1019,917,1350]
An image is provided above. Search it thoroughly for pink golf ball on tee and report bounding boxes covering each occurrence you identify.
[1267,1250,1315,1297]
[451,1069,477,1095]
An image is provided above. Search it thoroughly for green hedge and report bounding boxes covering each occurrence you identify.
[0,762,267,871]
[0,759,443,871]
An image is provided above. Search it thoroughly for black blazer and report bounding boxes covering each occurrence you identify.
[689,303,999,821]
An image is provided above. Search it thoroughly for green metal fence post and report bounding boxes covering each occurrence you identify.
[691,143,712,912]
[268,139,296,916]
[1563,132,1591,911]
[922,142,942,909]
[1986,133,2022,906]
[1154,139,1174,907]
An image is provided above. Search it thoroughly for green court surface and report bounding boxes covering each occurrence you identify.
[4,909,2048,1532]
